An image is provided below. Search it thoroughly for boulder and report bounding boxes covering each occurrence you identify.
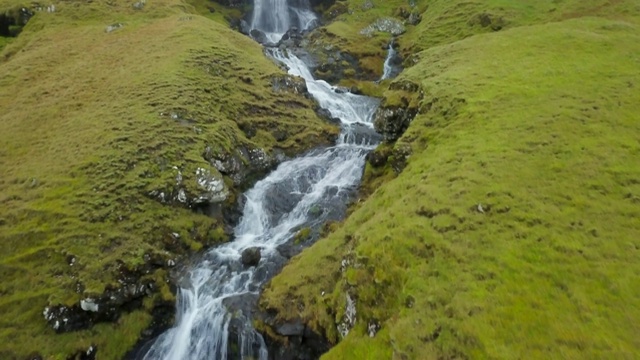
[241,247,261,267]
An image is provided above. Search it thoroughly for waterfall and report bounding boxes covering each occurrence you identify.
[250,0,317,43]
[380,41,401,81]
[140,3,381,360]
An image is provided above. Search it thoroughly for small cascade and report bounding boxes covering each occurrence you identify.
[380,41,402,81]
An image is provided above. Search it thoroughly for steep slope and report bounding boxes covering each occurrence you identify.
[260,1,640,359]
[0,0,336,358]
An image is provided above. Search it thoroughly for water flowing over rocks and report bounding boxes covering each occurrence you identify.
[136,0,384,357]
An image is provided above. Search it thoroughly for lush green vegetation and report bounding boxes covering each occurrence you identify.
[0,0,336,358]
[261,0,640,359]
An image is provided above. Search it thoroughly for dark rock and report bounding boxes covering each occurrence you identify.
[250,29,269,45]
[239,20,251,35]
[316,108,341,124]
[277,320,305,336]
[258,315,331,360]
[0,7,33,37]
[241,247,262,267]
[373,106,418,142]
[366,146,391,167]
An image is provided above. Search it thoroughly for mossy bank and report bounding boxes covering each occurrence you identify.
[259,0,640,359]
[0,0,338,358]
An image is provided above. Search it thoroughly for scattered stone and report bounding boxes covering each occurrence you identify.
[337,293,357,338]
[241,247,261,267]
[105,23,124,33]
[477,203,485,214]
[132,0,145,10]
[368,319,381,337]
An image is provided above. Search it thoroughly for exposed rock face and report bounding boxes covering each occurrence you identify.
[203,144,283,188]
[373,106,418,142]
[0,7,33,37]
[271,74,308,94]
[360,17,406,37]
[194,167,229,205]
[258,315,331,360]
[42,261,166,333]
[373,80,423,142]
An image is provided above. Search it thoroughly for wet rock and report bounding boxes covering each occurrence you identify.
[238,19,251,35]
[360,17,406,37]
[278,27,303,47]
[250,29,271,46]
[342,122,382,145]
[316,108,341,124]
[241,247,262,267]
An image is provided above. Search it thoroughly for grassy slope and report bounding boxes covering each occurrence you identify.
[261,1,640,359]
[0,0,336,358]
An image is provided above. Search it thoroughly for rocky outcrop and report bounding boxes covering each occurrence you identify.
[373,105,418,142]
[360,18,406,37]
[373,80,423,142]
[44,273,154,332]
[0,6,33,37]
[257,315,332,360]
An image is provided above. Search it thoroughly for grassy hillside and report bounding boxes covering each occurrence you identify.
[0,0,336,358]
[261,1,640,359]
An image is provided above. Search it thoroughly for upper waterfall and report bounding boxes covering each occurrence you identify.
[250,0,317,43]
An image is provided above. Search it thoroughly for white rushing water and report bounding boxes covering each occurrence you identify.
[141,2,381,359]
[380,42,400,81]
[251,0,317,43]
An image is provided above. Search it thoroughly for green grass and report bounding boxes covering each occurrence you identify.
[261,1,640,359]
[0,0,336,358]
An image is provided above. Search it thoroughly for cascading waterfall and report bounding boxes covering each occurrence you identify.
[380,41,401,81]
[141,2,381,360]
[250,0,317,43]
